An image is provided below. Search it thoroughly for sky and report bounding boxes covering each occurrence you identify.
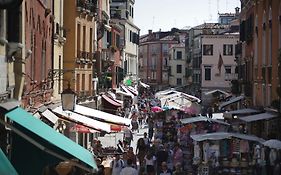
[134,0,241,35]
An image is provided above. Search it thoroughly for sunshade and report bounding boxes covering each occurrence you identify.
[263,139,281,149]
[5,107,97,171]
[0,148,18,175]
[74,104,131,126]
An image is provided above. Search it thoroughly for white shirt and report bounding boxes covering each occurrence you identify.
[145,155,156,166]
[120,166,138,175]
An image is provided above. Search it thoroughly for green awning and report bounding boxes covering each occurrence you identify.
[5,107,97,171]
[0,148,18,175]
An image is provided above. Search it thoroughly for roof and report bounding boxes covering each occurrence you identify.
[192,23,228,29]
[191,132,265,143]
[180,116,229,125]
[53,106,112,132]
[225,108,261,115]
[74,104,131,126]
[204,89,230,96]
[239,112,278,122]
[219,95,245,110]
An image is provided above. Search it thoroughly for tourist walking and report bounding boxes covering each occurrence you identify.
[144,151,157,175]
[136,138,147,167]
[159,162,173,175]
[110,154,124,175]
[120,159,138,175]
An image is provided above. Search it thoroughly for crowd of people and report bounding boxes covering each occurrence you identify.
[92,87,189,175]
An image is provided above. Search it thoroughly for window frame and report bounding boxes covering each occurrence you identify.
[203,44,213,56]
[176,65,182,73]
[223,44,233,56]
[176,51,182,59]
[204,66,211,81]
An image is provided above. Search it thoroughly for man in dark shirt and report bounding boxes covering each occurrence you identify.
[156,144,168,174]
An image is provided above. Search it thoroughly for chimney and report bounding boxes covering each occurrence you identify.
[148,30,152,35]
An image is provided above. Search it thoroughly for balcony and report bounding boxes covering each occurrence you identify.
[225,73,238,81]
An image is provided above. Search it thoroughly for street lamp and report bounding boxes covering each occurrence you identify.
[61,82,76,111]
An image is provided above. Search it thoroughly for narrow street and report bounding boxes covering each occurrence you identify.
[98,127,148,154]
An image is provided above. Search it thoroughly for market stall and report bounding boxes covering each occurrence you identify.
[190,132,265,175]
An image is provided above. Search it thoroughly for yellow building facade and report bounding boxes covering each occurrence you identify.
[64,1,97,102]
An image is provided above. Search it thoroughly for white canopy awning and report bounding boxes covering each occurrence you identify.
[139,81,150,88]
[219,95,245,110]
[180,116,229,125]
[158,90,201,103]
[239,112,278,122]
[116,88,132,97]
[204,89,230,96]
[41,109,59,124]
[126,86,139,96]
[120,85,135,98]
[74,104,131,126]
[52,106,111,133]
[191,132,265,143]
[155,89,178,99]
[225,108,261,115]
[165,96,192,108]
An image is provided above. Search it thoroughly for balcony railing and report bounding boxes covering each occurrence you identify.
[225,73,238,80]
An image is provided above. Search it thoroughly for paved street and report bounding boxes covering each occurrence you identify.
[98,126,148,153]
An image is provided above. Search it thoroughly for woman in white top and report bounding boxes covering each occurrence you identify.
[144,152,156,175]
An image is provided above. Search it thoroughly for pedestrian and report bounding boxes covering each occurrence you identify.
[173,143,183,170]
[156,144,168,174]
[148,117,154,142]
[173,162,184,175]
[123,128,133,148]
[143,132,150,148]
[144,151,157,175]
[159,162,173,175]
[136,138,147,167]
[96,158,105,175]
[125,147,137,168]
[110,154,124,175]
[120,159,138,175]
[207,106,213,118]
[131,112,139,132]
[138,111,144,128]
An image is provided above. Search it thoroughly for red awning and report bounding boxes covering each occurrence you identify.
[70,124,99,133]
[110,125,122,132]
[102,95,122,107]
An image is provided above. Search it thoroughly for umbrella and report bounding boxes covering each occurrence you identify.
[263,139,281,149]
[151,106,163,113]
